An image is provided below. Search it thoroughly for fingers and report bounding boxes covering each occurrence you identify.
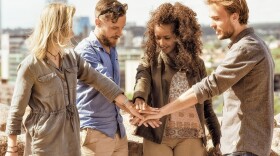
[127,104,144,120]
[134,98,147,110]
[129,116,140,125]
[138,110,159,114]
[131,109,144,120]
[147,119,162,128]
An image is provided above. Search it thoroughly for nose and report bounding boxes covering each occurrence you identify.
[117,28,123,36]
[158,39,164,47]
[210,20,216,29]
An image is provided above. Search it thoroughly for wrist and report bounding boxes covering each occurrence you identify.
[7,145,18,153]
[121,98,131,108]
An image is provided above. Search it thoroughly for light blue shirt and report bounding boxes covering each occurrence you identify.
[75,32,125,138]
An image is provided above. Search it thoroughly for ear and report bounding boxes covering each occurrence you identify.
[95,18,102,27]
[231,13,239,22]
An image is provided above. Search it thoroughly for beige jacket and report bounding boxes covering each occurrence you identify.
[6,49,123,156]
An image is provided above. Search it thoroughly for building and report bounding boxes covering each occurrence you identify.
[1,31,29,83]
[117,47,143,92]
[73,16,91,37]
[0,0,2,49]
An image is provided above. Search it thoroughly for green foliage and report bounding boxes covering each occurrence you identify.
[275,94,280,115]
[271,48,280,73]
[213,93,280,115]
[125,92,133,100]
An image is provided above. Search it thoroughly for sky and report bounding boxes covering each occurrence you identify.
[1,0,280,29]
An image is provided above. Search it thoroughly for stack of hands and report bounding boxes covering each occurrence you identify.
[125,98,222,155]
[128,98,163,128]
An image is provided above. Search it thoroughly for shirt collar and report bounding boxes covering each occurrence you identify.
[228,27,254,48]
[88,31,116,53]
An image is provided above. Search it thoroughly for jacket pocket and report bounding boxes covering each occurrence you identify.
[38,72,57,82]
[37,72,62,97]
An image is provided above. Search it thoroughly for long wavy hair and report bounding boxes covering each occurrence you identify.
[27,3,76,60]
[143,2,202,72]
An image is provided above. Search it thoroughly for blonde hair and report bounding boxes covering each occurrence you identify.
[28,3,76,60]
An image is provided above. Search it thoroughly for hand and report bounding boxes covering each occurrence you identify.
[213,144,222,156]
[124,101,144,120]
[134,98,159,114]
[129,114,162,128]
[138,109,164,126]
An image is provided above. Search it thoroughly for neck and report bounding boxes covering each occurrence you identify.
[47,44,61,60]
[230,24,248,41]
[94,29,110,53]
[167,50,177,60]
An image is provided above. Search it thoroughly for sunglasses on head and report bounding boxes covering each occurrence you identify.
[98,3,128,22]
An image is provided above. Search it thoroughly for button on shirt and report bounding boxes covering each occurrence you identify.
[75,32,125,138]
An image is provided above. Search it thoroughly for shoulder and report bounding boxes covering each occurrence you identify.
[20,54,41,69]
[237,33,267,56]
[75,37,100,55]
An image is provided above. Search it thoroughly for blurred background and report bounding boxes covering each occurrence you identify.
[0,0,280,115]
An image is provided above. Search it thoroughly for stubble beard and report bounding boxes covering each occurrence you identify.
[100,34,117,47]
[218,23,235,40]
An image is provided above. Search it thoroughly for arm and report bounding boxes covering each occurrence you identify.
[141,45,264,122]
[74,51,143,119]
[6,62,34,154]
[132,57,152,102]
[76,45,113,80]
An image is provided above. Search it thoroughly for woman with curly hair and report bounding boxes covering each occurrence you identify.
[131,2,221,156]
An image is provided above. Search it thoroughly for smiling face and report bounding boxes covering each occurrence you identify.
[97,15,126,47]
[209,3,235,40]
[154,24,177,54]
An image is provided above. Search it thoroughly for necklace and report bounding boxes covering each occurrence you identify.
[47,51,59,60]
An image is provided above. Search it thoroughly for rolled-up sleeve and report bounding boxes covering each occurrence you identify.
[193,44,264,104]
[6,63,34,135]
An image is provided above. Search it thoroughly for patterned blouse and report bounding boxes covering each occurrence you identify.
[164,72,204,138]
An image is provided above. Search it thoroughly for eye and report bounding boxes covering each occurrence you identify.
[164,37,171,40]
[112,27,118,30]
[155,37,160,40]
[212,17,219,21]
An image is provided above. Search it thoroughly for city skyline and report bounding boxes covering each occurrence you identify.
[1,0,280,29]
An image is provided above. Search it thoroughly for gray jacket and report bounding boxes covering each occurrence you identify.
[6,49,123,156]
[193,28,274,156]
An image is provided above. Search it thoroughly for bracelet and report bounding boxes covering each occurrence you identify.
[121,98,130,107]
[6,150,18,153]
[7,146,18,148]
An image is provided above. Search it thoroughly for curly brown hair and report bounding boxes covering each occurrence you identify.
[143,2,202,71]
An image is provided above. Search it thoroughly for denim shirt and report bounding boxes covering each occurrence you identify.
[75,32,125,138]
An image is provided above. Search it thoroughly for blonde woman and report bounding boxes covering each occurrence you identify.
[5,3,144,156]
